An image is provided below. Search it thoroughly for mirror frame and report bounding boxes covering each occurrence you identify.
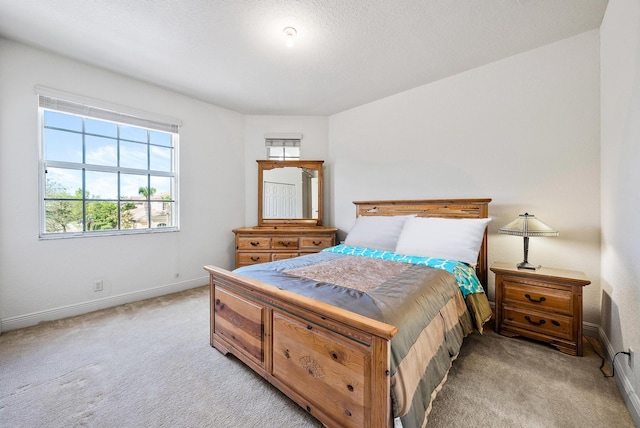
[257,160,324,227]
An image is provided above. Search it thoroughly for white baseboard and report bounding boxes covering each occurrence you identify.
[583,321,600,338]
[0,276,208,332]
[595,324,640,427]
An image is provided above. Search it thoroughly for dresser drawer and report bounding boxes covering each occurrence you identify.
[237,236,272,250]
[237,252,270,266]
[272,253,299,261]
[300,236,334,251]
[502,306,573,341]
[233,227,338,269]
[273,238,299,250]
[503,280,573,316]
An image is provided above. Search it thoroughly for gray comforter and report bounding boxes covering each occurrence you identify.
[235,251,480,428]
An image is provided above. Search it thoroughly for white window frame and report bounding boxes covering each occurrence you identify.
[265,133,301,160]
[36,87,181,239]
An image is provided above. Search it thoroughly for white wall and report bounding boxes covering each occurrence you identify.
[242,116,329,226]
[0,39,245,331]
[600,0,640,423]
[328,31,602,326]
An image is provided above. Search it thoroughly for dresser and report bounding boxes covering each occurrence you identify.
[233,226,337,268]
[491,262,590,356]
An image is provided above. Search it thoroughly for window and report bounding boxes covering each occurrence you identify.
[39,94,179,238]
[265,136,300,160]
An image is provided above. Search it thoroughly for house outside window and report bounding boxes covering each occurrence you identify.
[38,93,179,238]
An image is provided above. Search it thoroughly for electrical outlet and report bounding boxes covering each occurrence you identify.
[629,348,634,369]
[93,280,103,292]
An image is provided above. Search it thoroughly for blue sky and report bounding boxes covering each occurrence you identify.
[44,110,173,200]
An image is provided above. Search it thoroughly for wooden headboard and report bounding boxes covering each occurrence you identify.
[353,198,492,287]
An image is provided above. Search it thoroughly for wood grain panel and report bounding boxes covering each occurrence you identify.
[502,306,573,340]
[214,287,264,365]
[300,236,334,250]
[273,238,300,250]
[272,311,367,428]
[237,253,269,266]
[503,280,573,315]
[237,236,271,250]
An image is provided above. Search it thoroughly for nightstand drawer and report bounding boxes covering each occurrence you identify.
[502,307,573,340]
[237,237,272,250]
[503,280,573,316]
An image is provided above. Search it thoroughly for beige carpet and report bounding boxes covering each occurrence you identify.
[0,286,634,428]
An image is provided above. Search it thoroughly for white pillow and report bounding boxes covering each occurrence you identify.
[344,215,413,251]
[395,217,491,265]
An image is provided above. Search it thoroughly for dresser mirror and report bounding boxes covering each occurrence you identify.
[257,160,324,227]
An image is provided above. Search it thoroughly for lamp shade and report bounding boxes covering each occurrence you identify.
[498,213,558,237]
[498,213,558,270]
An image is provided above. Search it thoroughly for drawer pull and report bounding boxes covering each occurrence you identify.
[312,240,322,246]
[551,320,560,327]
[524,294,546,303]
[250,256,260,261]
[250,241,260,247]
[524,315,545,326]
[278,240,291,247]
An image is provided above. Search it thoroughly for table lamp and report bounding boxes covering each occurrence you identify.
[498,213,558,270]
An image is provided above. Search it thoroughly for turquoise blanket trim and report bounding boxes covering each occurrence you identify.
[322,244,484,297]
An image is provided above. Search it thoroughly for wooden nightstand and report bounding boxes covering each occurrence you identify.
[491,262,590,356]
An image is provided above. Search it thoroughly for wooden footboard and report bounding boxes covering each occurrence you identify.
[204,265,398,428]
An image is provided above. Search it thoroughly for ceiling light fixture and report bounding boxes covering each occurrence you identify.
[283,27,297,48]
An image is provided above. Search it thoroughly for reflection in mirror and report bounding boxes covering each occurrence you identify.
[257,160,324,226]
[263,167,318,219]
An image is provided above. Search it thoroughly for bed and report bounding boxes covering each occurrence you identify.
[204,198,492,427]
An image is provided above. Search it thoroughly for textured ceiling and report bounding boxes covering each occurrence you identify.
[0,0,608,115]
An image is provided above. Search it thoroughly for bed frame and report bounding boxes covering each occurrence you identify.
[204,198,490,428]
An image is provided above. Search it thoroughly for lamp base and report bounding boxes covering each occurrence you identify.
[517,261,541,270]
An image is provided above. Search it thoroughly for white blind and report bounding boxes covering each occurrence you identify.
[34,85,182,133]
[264,138,301,147]
[38,93,180,134]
